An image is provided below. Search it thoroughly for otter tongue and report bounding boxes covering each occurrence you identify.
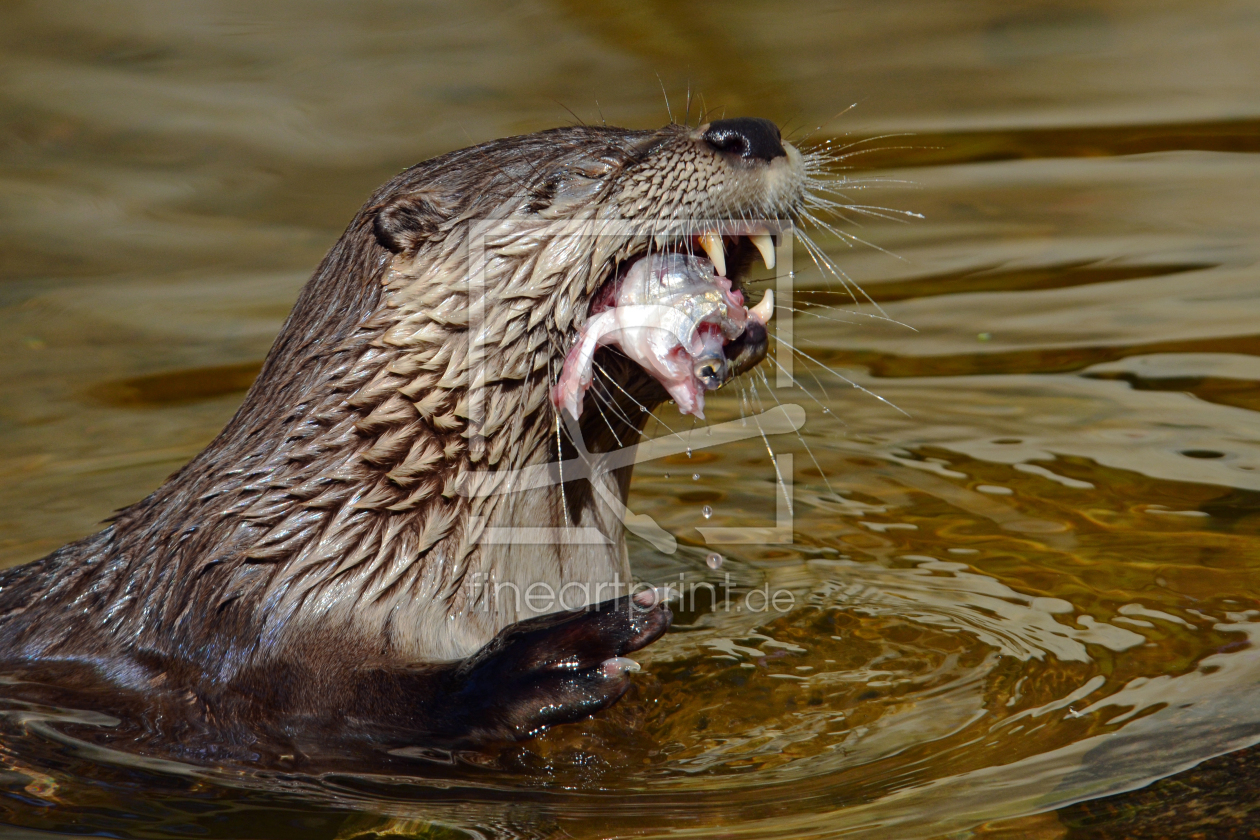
[553,252,755,420]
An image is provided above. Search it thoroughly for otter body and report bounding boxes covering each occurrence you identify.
[0,118,807,761]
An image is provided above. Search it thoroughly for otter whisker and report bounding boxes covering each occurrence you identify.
[788,291,912,317]
[773,303,878,327]
[760,344,834,415]
[553,99,588,129]
[803,175,917,190]
[800,131,916,159]
[590,358,682,439]
[803,181,919,200]
[781,341,835,403]
[785,299,918,332]
[799,207,877,247]
[753,366,836,496]
[792,230,915,330]
[776,336,911,418]
[548,355,571,527]
[802,198,924,225]
[746,382,793,516]
[585,375,625,447]
[794,228,880,311]
[800,208,912,265]
[657,74,674,124]
[791,102,861,145]
[556,408,570,526]
[588,368,639,433]
[805,142,926,165]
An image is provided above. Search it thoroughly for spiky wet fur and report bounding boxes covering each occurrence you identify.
[0,122,812,738]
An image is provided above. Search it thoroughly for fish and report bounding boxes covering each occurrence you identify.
[554,252,774,419]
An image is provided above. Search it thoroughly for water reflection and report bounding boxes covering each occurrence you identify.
[3,0,1260,838]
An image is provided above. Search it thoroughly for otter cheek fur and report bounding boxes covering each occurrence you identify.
[0,118,806,762]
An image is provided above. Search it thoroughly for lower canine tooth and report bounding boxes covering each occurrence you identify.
[698,231,726,277]
[750,288,774,324]
[750,232,776,270]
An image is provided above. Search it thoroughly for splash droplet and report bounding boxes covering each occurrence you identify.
[706,552,724,569]
[663,473,670,479]
[692,473,700,481]
[686,447,693,458]
[702,505,713,519]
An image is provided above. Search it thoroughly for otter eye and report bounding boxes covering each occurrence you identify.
[527,175,560,214]
[529,172,604,215]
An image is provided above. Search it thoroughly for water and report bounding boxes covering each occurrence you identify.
[2,1,1260,837]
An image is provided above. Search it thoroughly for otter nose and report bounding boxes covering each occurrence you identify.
[703,117,786,162]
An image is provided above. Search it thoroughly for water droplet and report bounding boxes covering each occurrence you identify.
[822,407,830,414]
[663,473,670,479]
[640,405,647,412]
[706,552,724,569]
[686,447,693,458]
[692,473,700,481]
[702,505,713,519]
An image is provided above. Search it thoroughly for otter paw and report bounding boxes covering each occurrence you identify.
[446,591,671,743]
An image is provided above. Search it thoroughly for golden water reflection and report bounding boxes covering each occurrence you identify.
[2,1,1260,838]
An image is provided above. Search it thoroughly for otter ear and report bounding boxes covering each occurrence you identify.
[373,188,453,255]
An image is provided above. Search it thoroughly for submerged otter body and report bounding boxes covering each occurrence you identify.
[0,118,807,762]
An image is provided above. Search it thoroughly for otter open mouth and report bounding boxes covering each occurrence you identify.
[553,227,777,420]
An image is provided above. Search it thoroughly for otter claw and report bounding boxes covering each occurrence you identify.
[633,586,674,607]
[601,657,641,677]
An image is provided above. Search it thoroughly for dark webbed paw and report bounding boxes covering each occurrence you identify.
[441,591,671,744]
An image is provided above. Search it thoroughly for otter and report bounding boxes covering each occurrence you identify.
[0,117,809,763]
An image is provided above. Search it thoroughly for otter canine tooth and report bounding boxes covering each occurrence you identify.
[750,231,776,270]
[750,288,775,324]
[698,230,726,277]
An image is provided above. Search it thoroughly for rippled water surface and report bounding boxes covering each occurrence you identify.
[3,2,1260,838]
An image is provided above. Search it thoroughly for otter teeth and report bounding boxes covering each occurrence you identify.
[698,231,726,277]
[750,231,776,270]
[750,288,775,324]
[697,230,775,273]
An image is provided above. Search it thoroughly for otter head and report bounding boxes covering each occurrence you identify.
[370,118,804,458]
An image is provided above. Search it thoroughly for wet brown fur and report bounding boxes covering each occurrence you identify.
[0,121,804,760]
